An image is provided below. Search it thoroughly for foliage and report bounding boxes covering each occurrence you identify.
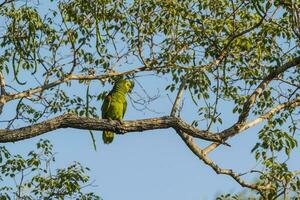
[216,193,256,200]
[0,139,101,199]
[0,0,300,199]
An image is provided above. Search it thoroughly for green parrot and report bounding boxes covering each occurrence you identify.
[101,79,134,144]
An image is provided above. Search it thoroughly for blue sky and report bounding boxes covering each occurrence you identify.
[4,74,295,200]
[1,1,300,200]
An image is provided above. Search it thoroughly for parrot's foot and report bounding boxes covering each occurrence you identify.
[116,130,126,134]
[106,118,113,123]
[116,120,125,134]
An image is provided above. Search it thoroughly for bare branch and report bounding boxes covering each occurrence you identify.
[0,71,5,96]
[170,78,187,116]
[3,66,153,104]
[203,143,220,155]
[202,57,300,154]
[0,71,6,114]
[276,77,300,88]
[0,0,15,8]
[177,130,271,192]
[291,1,300,39]
[204,96,300,154]
[0,114,225,143]
[238,56,300,124]
[187,5,266,74]
[234,96,300,134]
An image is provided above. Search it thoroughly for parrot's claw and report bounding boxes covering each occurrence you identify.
[117,119,124,125]
[116,120,125,134]
[116,129,126,134]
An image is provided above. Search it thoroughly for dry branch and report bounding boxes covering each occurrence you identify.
[0,0,15,7]
[0,72,6,114]
[170,78,187,116]
[177,130,271,192]
[238,56,300,124]
[203,96,300,154]
[0,66,155,115]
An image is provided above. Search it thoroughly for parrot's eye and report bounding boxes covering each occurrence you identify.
[126,81,133,92]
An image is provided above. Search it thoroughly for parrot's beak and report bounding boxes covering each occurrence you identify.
[129,82,134,93]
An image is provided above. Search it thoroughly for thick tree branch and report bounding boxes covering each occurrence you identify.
[0,114,224,143]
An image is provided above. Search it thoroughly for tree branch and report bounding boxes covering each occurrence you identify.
[170,78,187,116]
[0,114,224,143]
[0,66,152,107]
[177,130,270,192]
[0,0,15,8]
[237,56,300,124]
[0,71,6,114]
[202,58,300,155]
[204,96,300,154]
[0,71,5,96]
[232,96,300,135]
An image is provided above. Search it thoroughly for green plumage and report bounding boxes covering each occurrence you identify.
[101,79,134,144]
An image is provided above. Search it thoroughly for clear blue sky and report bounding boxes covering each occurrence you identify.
[1,1,300,200]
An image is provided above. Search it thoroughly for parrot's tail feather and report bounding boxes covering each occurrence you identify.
[102,131,114,144]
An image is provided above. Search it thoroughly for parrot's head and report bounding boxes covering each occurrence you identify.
[123,80,134,93]
[114,79,134,93]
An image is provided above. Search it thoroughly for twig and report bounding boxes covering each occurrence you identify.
[170,77,187,116]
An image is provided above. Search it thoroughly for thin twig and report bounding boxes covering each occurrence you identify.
[170,77,187,116]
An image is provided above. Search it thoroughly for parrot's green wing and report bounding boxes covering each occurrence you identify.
[101,94,112,118]
[123,99,127,118]
[101,94,115,144]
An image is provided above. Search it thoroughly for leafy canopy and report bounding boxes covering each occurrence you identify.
[0,0,300,199]
[0,139,101,199]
